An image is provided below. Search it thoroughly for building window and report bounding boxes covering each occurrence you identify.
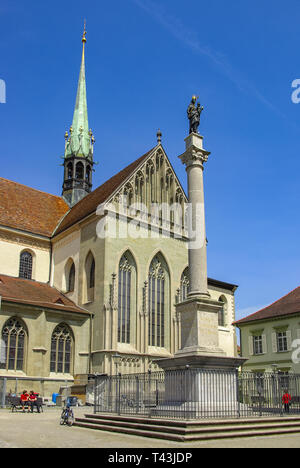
[253,335,263,355]
[50,324,73,374]
[148,255,169,348]
[84,253,95,303]
[277,332,288,352]
[0,318,26,371]
[67,263,75,293]
[118,253,136,344]
[86,165,91,183]
[67,162,73,179]
[19,251,33,280]
[218,296,227,327]
[75,162,84,179]
[89,258,95,289]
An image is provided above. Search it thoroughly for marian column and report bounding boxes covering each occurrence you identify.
[153,99,246,418]
[157,97,245,368]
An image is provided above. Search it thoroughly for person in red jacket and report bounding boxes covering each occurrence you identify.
[282,391,292,413]
[29,391,40,413]
[20,390,29,412]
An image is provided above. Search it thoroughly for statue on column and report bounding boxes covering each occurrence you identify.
[187,96,204,134]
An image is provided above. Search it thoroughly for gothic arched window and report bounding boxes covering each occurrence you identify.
[118,252,136,344]
[67,262,75,293]
[19,251,33,280]
[75,162,84,179]
[86,165,91,183]
[50,324,73,374]
[89,258,95,289]
[67,162,73,179]
[148,254,169,348]
[84,252,95,303]
[0,318,26,371]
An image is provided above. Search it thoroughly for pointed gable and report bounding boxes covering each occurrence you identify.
[108,145,187,224]
[54,145,187,236]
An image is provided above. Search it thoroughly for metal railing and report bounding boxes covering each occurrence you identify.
[94,369,300,420]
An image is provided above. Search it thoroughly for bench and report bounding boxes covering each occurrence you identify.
[9,396,43,413]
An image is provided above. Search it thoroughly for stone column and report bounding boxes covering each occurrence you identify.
[175,133,225,358]
[180,133,210,298]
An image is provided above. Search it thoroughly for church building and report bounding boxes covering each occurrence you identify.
[0,30,238,395]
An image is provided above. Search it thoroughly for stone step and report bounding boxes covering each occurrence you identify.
[73,421,186,442]
[74,419,300,442]
[74,414,300,442]
[77,415,300,434]
[82,412,300,428]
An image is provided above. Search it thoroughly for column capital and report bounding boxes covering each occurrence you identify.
[179,133,210,169]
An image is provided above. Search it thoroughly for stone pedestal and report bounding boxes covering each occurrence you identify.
[175,296,225,358]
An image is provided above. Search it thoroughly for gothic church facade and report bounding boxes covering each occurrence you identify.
[0,32,238,394]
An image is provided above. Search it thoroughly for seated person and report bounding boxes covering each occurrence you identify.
[20,390,29,412]
[29,391,40,413]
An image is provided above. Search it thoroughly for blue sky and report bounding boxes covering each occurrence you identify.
[1,0,300,322]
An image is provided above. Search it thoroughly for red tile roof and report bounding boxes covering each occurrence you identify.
[234,286,300,325]
[0,275,90,315]
[54,147,156,236]
[0,178,69,237]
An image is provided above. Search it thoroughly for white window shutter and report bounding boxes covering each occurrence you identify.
[287,330,292,351]
[262,334,267,354]
[272,333,277,353]
[249,336,254,356]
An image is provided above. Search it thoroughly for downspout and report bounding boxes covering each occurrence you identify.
[48,240,53,285]
[89,313,93,375]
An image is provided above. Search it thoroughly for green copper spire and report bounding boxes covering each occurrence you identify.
[64,24,95,160]
[62,24,96,207]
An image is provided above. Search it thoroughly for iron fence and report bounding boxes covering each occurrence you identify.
[94,369,300,420]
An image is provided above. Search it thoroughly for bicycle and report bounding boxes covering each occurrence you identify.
[60,404,75,427]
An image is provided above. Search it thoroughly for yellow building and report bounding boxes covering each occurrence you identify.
[0,31,238,395]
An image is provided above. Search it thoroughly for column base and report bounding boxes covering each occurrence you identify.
[155,354,247,371]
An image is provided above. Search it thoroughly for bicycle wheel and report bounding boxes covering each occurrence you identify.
[67,411,74,427]
[60,411,66,425]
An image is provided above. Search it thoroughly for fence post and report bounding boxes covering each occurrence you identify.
[236,369,240,418]
[93,376,97,414]
[118,375,121,416]
[136,376,139,414]
[1,378,6,408]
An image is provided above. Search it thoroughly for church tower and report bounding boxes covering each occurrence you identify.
[62,25,95,207]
